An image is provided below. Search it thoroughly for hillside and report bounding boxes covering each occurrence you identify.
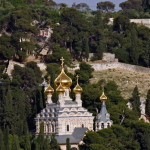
[91,68,150,99]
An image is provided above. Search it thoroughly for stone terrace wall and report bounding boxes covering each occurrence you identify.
[68,62,150,74]
[6,60,150,77]
[88,62,150,73]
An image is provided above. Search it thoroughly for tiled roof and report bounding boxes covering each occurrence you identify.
[55,127,88,144]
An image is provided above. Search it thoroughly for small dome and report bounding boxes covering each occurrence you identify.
[45,85,54,95]
[73,75,83,94]
[100,92,108,102]
[73,84,83,94]
[54,68,72,89]
[56,83,65,94]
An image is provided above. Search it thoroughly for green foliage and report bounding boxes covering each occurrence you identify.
[50,134,60,150]
[83,124,142,150]
[0,129,5,150]
[75,62,94,84]
[142,0,150,11]
[119,0,142,11]
[130,86,141,116]
[97,1,115,12]
[145,89,150,117]
[66,138,71,150]
[45,43,72,66]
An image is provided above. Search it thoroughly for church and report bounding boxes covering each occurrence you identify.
[35,57,113,150]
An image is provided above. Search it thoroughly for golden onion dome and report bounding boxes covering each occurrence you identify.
[73,84,83,94]
[100,91,108,102]
[73,75,83,94]
[54,57,72,88]
[45,85,54,95]
[45,76,54,95]
[56,83,65,94]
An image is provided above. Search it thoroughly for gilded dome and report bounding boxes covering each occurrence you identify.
[100,91,107,102]
[56,83,65,94]
[73,84,83,94]
[45,76,54,95]
[45,85,54,95]
[54,57,72,88]
[73,75,83,94]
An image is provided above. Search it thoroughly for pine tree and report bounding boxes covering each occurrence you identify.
[66,138,71,150]
[145,89,150,117]
[130,86,141,116]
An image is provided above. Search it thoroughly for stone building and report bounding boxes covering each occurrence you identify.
[95,90,113,131]
[35,57,94,150]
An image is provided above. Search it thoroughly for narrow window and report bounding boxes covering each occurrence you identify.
[52,124,54,132]
[107,123,110,128]
[67,125,69,131]
[101,123,104,129]
[97,123,99,128]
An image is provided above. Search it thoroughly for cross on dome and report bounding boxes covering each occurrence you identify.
[47,76,51,84]
[76,75,79,84]
[60,57,65,68]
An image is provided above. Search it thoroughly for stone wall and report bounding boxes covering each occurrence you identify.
[68,62,150,74]
[88,62,150,73]
[6,59,150,77]
[102,53,118,62]
[6,60,47,76]
[108,18,150,28]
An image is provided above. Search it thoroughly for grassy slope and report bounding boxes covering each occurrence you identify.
[91,68,150,99]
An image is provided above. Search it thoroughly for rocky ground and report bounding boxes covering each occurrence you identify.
[91,68,150,99]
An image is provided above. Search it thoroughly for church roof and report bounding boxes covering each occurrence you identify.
[97,102,112,122]
[55,127,88,144]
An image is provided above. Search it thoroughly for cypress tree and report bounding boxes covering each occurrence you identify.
[4,127,10,150]
[145,89,150,117]
[12,135,20,150]
[50,134,60,150]
[130,86,141,116]
[66,138,71,150]
[0,129,5,150]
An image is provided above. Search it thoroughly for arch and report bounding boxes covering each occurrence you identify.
[77,112,82,116]
[61,113,68,116]
[71,108,77,111]
[70,112,75,116]
[52,124,54,132]
[101,123,104,129]
[64,108,69,111]
[107,123,110,128]
[82,124,84,128]
[78,108,84,111]
[97,123,99,128]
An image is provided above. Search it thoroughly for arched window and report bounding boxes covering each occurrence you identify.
[97,123,99,128]
[82,124,84,128]
[67,125,69,131]
[52,124,54,132]
[101,123,104,129]
[107,123,110,128]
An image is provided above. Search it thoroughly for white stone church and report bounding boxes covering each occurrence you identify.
[35,57,113,150]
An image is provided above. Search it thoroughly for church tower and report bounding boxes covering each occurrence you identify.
[95,89,113,131]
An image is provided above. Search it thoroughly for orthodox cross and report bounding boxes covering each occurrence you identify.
[47,76,51,84]
[60,57,65,68]
[76,75,79,84]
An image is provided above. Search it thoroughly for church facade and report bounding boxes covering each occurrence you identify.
[35,57,112,150]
